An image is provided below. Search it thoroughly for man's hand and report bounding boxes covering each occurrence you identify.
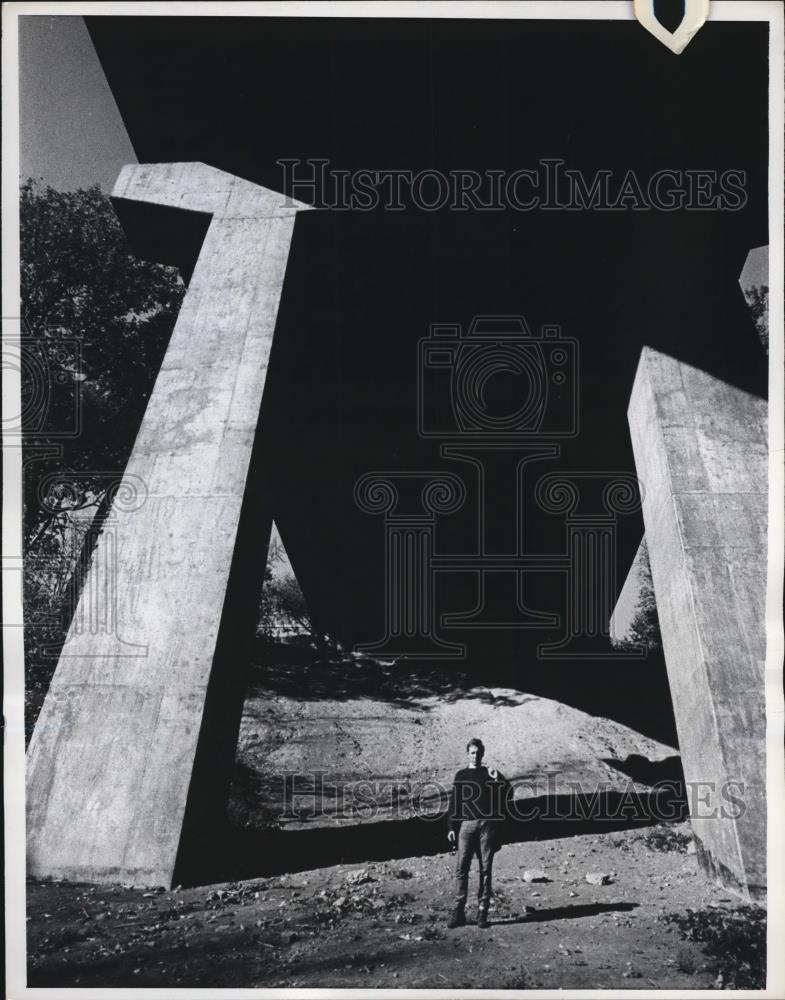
[488,767,499,780]
[447,830,456,845]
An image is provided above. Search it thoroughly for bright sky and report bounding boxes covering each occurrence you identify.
[16,13,303,583]
[19,14,137,191]
[739,246,770,293]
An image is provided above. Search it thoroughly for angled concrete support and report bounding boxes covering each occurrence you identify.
[26,163,310,887]
[627,347,767,900]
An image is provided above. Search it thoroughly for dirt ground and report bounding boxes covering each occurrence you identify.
[27,821,763,990]
[25,660,766,990]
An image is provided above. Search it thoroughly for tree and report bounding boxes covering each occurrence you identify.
[257,566,336,652]
[613,539,662,653]
[21,180,184,530]
[20,180,185,731]
[742,283,768,355]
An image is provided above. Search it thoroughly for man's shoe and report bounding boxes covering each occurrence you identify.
[477,909,490,929]
[447,907,466,929]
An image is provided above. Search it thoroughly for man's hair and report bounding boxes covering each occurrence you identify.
[466,738,485,753]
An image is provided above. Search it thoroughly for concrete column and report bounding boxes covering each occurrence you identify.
[26,163,310,887]
[627,347,767,899]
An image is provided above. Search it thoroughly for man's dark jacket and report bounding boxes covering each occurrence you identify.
[448,765,513,849]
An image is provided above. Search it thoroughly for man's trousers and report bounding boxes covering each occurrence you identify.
[455,819,497,910]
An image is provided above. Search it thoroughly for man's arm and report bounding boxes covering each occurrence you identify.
[447,770,462,841]
[488,768,512,842]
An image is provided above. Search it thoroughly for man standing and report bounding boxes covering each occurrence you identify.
[446,737,510,929]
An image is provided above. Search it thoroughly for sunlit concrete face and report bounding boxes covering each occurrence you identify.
[627,346,767,901]
[26,163,310,888]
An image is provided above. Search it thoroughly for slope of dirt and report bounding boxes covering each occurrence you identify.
[230,678,677,830]
[27,823,764,990]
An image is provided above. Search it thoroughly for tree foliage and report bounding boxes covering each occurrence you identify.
[256,539,334,652]
[613,539,662,653]
[21,179,184,525]
[742,283,768,355]
[21,180,185,731]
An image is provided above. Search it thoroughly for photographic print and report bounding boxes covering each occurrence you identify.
[3,1,783,995]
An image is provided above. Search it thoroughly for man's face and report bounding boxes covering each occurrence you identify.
[467,743,484,768]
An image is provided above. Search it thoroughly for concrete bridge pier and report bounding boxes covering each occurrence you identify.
[623,346,767,900]
[25,163,311,887]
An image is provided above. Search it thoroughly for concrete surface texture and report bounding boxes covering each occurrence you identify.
[627,346,767,900]
[26,163,311,887]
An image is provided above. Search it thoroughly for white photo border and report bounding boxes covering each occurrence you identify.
[3,2,783,998]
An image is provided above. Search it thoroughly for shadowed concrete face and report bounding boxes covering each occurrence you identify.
[626,347,766,900]
[26,163,311,888]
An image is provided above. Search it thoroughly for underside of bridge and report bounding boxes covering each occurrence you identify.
[25,16,769,896]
